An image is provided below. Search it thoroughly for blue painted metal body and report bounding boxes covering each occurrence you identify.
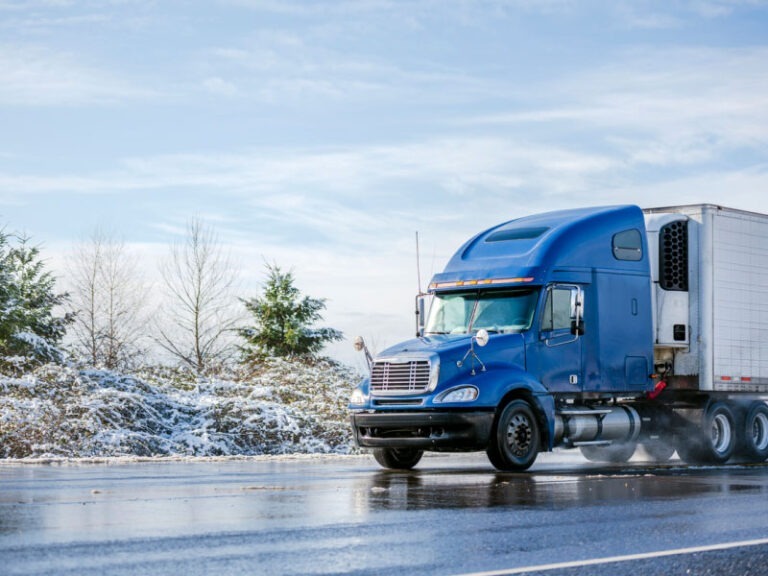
[350,205,655,452]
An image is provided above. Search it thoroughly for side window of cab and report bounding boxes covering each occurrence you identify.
[613,228,643,261]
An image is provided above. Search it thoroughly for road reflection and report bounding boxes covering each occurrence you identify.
[356,463,768,512]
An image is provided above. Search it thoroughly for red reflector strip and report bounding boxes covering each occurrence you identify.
[741,377,752,382]
[720,376,732,381]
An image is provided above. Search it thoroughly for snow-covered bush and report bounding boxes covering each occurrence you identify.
[0,358,359,458]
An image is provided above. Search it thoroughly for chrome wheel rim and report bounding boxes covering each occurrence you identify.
[752,412,768,452]
[711,413,732,455]
[506,412,533,457]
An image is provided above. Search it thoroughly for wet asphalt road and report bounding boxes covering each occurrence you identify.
[2,452,768,576]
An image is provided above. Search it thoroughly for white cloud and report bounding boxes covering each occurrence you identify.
[224,0,578,20]
[463,45,768,170]
[687,0,768,18]
[198,13,502,104]
[0,12,110,30]
[201,76,240,96]
[608,166,768,212]
[0,137,619,214]
[615,0,768,28]
[0,44,157,106]
[0,1,74,9]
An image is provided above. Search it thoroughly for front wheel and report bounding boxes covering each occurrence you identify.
[487,399,540,471]
[372,447,423,470]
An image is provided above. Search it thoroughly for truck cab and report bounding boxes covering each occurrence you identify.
[349,204,768,471]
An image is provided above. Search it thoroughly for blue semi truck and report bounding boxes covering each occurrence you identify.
[349,204,768,471]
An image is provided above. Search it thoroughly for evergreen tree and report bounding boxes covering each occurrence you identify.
[0,233,73,363]
[239,264,342,362]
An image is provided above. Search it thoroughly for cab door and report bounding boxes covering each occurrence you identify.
[531,284,584,393]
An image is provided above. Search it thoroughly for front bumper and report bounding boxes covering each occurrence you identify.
[350,410,495,451]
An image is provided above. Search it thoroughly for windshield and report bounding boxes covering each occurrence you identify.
[425,288,539,335]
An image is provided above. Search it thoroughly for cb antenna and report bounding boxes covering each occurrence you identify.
[415,230,423,294]
[415,231,425,337]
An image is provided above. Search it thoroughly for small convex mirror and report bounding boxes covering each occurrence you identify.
[353,336,365,351]
[475,329,490,347]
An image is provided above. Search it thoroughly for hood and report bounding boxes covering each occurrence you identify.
[376,332,527,380]
[378,334,475,359]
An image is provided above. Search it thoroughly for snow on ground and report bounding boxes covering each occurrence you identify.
[0,358,360,459]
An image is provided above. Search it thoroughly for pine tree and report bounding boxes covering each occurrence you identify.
[0,233,73,363]
[239,264,342,362]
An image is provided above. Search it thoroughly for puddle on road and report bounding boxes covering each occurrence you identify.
[356,463,768,511]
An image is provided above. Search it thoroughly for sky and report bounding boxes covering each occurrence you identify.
[1,0,768,367]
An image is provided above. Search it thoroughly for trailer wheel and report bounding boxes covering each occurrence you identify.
[580,442,637,463]
[677,402,736,465]
[738,402,768,462]
[487,399,540,471]
[372,448,423,470]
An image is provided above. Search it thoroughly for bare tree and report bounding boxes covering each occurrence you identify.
[67,230,148,370]
[68,234,101,366]
[99,237,148,369]
[155,219,240,373]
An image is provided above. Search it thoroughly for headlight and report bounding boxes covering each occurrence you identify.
[435,386,479,403]
[349,388,367,406]
[428,358,441,391]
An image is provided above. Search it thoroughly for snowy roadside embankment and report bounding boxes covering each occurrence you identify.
[0,358,359,458]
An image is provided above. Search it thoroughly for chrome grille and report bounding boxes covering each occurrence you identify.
[371,360,431,394]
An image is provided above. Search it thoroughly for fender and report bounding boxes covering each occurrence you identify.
[428,365,556,451]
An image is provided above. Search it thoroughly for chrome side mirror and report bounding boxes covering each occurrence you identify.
[415,293,428,337]
[569,287,585,336]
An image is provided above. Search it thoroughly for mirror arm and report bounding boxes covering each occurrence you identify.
[456,330,488,375]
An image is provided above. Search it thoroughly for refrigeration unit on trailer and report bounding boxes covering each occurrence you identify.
[349,204,768,471]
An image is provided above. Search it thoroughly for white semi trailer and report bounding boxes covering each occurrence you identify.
[643,204,768,463]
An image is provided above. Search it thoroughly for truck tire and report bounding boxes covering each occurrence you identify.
[372,448,423,470]
[580,442,637,463]
[641,439,676,462]
[487,399,540,471]
[676,402,736,465]
[738,402,768,462]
